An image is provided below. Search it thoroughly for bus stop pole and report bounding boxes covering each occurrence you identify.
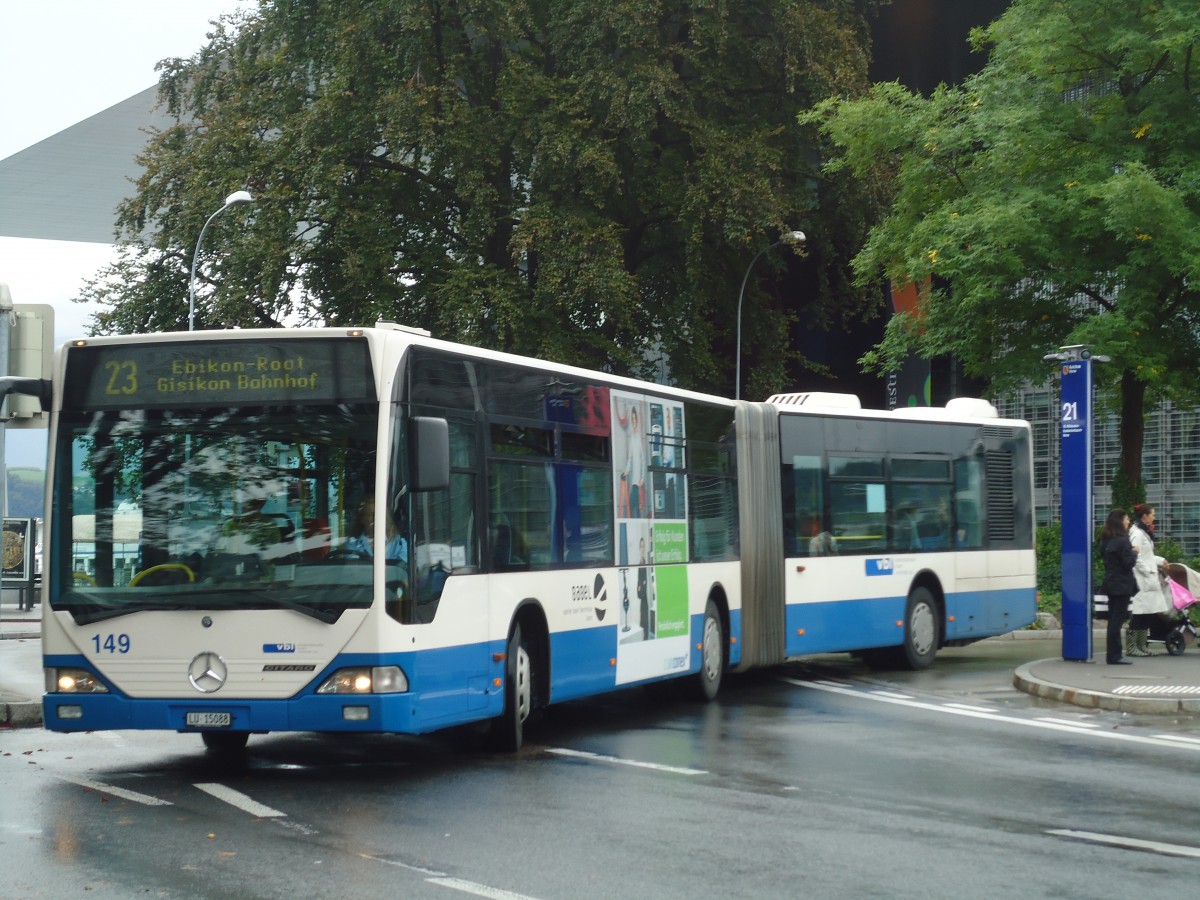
[1049,346,1097,661]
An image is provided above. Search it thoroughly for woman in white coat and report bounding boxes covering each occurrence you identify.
[1127,504,1170,656]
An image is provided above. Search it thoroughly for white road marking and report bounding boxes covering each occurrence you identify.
[782,676,1200,750]
[944,703,998,713]
[546,746,708,775]
[56,774,172,807]
[1048,829,1200,858]
[427,877,547,900]
[1152,734,1200,746]
[359,853,444,877]
[1035,717,1102,728]
[194,782,286,818]
[362,855,546,899]
[870,690,914,700]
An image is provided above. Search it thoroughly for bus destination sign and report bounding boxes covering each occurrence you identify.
[63,339,376,409]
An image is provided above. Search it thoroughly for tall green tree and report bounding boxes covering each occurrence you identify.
[80,0,882,397]
[802,0,1200,499]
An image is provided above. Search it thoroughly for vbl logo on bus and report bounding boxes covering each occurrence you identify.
[865,558,894,576]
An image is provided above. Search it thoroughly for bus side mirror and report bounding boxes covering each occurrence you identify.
[409,416,449,492]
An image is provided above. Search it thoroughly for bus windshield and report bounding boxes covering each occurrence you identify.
[51,403,395,625]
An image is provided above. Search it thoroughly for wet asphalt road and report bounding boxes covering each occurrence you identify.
[3,638,1200,899]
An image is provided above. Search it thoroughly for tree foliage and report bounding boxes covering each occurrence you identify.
[81,0,882,397]
[802,0,1200,490]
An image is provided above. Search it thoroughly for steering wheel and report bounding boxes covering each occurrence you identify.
[325,548,368,561]
[129,563,197,587]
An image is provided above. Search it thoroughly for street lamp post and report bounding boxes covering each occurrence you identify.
[735,230,805,401]
[188,190,254,331]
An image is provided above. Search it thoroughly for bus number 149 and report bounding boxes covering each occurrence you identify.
[92,633,131,654]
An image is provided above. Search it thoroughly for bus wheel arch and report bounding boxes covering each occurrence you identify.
[489,600,548,752]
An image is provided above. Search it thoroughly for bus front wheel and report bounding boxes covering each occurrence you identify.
[901,587,939,671]
[695,599,724,701]
[490,623,532,752]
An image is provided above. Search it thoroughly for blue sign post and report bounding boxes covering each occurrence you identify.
[1057,353,1093,661]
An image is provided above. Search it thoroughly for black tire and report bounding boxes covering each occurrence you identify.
[901,587,939,671]
[695,599,725,701]
[202,731,249,754]
[489,623,533,752]
[324,549,368,561]
[1166,630,1186,656]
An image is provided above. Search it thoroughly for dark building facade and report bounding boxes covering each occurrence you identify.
[796,1,1009,409]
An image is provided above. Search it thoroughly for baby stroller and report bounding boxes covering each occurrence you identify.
[1147,563,1200,656]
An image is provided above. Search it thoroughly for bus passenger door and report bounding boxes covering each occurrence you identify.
[403,416,491,727]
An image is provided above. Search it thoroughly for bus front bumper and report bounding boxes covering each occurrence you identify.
[42,691,422,734]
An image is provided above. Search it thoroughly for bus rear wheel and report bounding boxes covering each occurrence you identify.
[901,587,939,671]
[489,623,532,752]
[695,599,724,701]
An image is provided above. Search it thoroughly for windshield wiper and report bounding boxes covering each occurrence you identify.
[58,587,354,625]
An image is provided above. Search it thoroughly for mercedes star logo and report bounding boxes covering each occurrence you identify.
[188,652,228,693]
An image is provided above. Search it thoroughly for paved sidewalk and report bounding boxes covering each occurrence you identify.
[1013,651,1200,714]
[0,602,44,728]
[7,600,1200,727]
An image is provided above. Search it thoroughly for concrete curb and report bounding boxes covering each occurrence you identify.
[1012,661,1200,715]
[986,627,1105,641]
[0,698,42,729]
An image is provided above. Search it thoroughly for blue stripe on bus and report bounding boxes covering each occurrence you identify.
[549,627,620,701]
[43,586,1032,735]
[784,596,907,656]
[783,587,1037,656]
[44,616,717,735]
[728,607,743,667]
[945,587,1038,640]
[43,649,502,735]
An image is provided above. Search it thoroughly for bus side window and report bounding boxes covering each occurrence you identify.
[954,456,985,549]
[491,520,515,568]
[956,503,982,548]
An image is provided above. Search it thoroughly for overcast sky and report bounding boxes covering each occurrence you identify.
[1,1,252,466]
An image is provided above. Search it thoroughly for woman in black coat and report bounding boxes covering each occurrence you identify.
[1099,508,1138,665]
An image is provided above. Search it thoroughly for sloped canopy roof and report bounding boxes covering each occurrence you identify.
[0,86,168,244]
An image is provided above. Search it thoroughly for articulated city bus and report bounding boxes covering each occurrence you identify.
[13,324,1035,752]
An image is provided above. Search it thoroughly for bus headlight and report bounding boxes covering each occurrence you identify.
[45,668,109,694]
[316,666,407,694]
